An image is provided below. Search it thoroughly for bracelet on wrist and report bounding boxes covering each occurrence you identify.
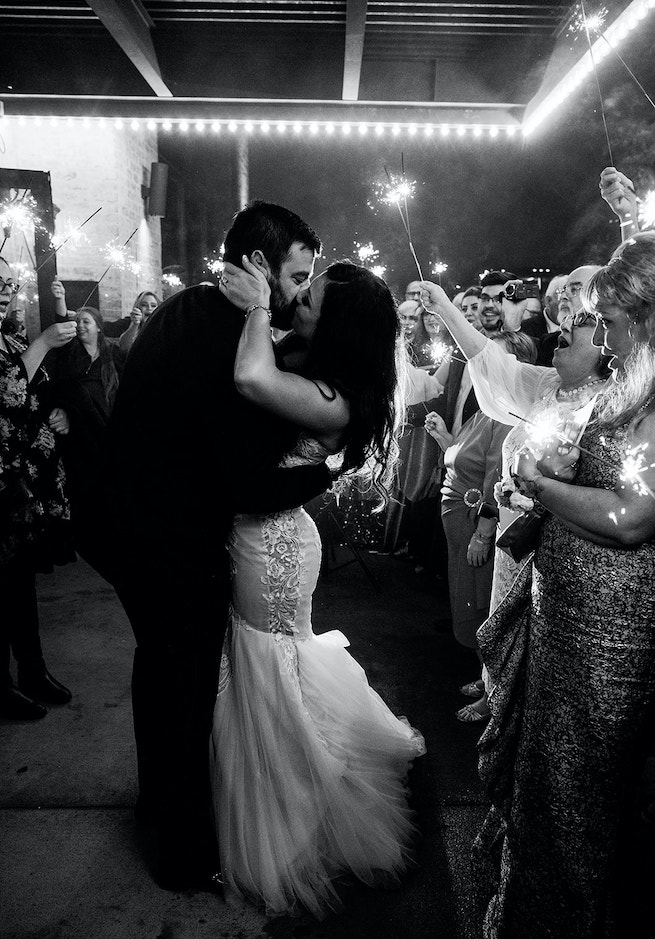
[245,303,272,320]
[472,532,494,543]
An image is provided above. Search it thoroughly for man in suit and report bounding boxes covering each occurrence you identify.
[106,201,330,890]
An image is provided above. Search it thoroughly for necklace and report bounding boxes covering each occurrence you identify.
[556,378,605,399]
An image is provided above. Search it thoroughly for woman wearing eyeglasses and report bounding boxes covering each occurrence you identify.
[0,257,78,720]
[420,238,655,934]
[212,260,426,918]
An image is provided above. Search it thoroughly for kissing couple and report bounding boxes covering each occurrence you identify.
[106,199,426,918]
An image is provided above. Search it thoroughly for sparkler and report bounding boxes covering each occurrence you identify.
[355,241,380,265]
[80,227,138,309]
[163,273,183,288]
[432,261,448,286]
[638,190,655,230]
[568,4,607,36]
[10,207,103,304]
[619,443,655,498]
[0,192,45,253]
[50,217,91,251]
[578,0,614,166]
[509,409,655,499]
[375,162,424,280]
[204,242,225,277]
[573,3,655,114]
[426,339,454,367]
[371,264,387,279]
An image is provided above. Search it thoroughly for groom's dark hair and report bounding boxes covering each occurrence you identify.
[223,200,322,275]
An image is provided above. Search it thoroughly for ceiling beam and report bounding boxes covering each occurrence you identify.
[342,0,368,101]
[86,0,172,98]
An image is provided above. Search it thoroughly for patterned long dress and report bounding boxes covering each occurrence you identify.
[475,415,655,937]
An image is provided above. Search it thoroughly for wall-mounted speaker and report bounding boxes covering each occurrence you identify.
[146,162,168,217]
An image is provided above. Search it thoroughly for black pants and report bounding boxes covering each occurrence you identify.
[0,555,45,687]
[113,560,230,865]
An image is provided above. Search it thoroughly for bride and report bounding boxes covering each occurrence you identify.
[212,260,426,918]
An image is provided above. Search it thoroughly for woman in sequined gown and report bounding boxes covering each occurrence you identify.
[211,262,426,918]
[477,238,655,938]
[419,248,655,936]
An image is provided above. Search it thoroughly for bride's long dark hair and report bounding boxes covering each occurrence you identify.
[299,262,406,506]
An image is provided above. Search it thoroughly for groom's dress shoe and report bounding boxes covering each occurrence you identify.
[0,685,47,720]
[18,670,72,705]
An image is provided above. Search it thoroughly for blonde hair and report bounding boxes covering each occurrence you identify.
[583,237,655,429]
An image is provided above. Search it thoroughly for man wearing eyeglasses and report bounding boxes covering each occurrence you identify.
[536,265,601,366]
[477,270,521,338]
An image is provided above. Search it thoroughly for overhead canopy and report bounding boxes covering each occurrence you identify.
[3,0,650,132]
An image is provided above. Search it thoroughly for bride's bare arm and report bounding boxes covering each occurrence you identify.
[234,304,349,442]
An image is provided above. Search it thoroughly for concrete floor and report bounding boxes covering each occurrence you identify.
[3,545,653,938]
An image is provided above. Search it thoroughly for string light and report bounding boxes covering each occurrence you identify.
[0,114,520,139]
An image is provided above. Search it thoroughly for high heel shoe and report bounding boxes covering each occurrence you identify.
[456,703,490,724]
[460,679,485,699]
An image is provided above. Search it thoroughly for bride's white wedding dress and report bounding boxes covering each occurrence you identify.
[210,438,426,918]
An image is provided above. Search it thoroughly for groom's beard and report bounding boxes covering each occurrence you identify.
[269,279,295,331]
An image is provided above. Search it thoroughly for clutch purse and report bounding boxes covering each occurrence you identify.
[496,507,546,563]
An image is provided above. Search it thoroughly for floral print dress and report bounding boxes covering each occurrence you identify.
[0,333,71,569]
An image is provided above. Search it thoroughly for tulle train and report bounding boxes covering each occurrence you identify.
[210,614,426,918]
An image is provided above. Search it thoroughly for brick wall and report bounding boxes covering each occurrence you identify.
[0,118,162,323]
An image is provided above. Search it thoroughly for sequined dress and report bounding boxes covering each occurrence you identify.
[210,437,426,919]
[475,415,655,937]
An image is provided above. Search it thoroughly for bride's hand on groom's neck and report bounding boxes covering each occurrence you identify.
[221,258,271,313]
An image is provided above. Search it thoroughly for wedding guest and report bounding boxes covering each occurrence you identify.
[420,275,613,719]
[537,266,600,366]
[46,304,122,578]
[425,331,537,723]
[478,271,519,337]
[118,291,161,355]
[451,290,465,311]
[398,299,432,367]
[404,280,422,302]
[381,352,443,562]
[0,257,77,720]
[460,287,482,330]
[430,236,655,934]
[103,290,162,339]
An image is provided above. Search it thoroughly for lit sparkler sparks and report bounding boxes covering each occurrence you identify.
[163,273,183,288]
[568,3,607,36]
[0,193,45,252]
[619,443,655,498]
[79,227,139,309]
[204,242,225,276]
[375,174,416,207]
[103,239,141,275]
[355,241,380,264]
[371,264,387,279]
[522,406,562,453]
[50,217,90,251]
[638,190,655,230]
[427,339,453,367]
[370,161,424,279]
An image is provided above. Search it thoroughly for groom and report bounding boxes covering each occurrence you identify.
[106,201,328,889]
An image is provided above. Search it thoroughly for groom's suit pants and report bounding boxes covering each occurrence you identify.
[114,557,230,864]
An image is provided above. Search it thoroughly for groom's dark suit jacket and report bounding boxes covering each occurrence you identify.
[106,285,330,578]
